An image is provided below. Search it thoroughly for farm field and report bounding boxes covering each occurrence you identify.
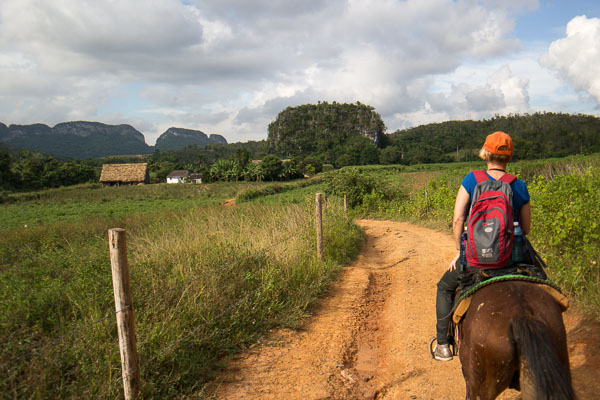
[1,154,599,398]
[0,181,258,229]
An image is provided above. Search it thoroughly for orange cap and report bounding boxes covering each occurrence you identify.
[483,131,513,156]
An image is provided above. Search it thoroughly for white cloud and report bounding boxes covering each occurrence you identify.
[540,15,600,104]
[0,0,542,144]
[387,65,530,129]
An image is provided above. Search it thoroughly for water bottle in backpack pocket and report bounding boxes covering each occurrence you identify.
[511,221,523,263]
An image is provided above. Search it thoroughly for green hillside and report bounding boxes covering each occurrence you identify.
[388,112,600,163]
[268,102,386,166]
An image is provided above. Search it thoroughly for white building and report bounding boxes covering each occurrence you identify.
[166,170,189,184]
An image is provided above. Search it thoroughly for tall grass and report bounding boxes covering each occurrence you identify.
[0,197,362,398]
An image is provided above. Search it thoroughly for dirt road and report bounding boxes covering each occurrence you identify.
[210,220,600,399]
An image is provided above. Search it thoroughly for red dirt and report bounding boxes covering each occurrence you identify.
[209,220,600,399]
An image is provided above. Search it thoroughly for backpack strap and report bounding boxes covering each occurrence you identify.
[499,173,517,184]
[472,170,489,183]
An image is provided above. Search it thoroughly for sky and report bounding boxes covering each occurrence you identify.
[1,0,599,146]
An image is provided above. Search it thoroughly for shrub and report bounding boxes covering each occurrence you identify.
[528,166,600,312]
[324,168,400,208]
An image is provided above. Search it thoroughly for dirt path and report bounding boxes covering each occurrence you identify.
[209,220,600,399]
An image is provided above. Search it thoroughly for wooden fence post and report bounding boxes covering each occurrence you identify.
[315,193,324,260]
[343,194,348,215]
[108,228,141,400]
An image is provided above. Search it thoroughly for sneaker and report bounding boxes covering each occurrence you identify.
[434,343,453,361]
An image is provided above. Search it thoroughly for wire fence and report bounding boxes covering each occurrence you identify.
[2,195,335,399]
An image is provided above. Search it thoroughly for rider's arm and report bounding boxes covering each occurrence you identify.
[520,202,531,235]
[452,186,470,249]
[448,186,470,271]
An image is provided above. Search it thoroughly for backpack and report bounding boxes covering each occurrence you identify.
[464,170,516,269]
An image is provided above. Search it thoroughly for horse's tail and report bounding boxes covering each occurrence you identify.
[511,315,575,400]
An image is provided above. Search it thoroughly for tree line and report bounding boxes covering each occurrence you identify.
[0,151,96,192]
[2,109,600,192]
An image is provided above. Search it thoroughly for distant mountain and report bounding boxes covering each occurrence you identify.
[0,122,228,159]
[0,121,151,159]
[154,127,227,151]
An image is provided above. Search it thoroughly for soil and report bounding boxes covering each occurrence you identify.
[208,220,600,399]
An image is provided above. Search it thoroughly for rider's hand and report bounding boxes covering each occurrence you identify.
[448,251,460,271]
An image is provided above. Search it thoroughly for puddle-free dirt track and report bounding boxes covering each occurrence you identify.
[209,220,600,399]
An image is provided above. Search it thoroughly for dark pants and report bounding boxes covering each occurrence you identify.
[436,268,462,345]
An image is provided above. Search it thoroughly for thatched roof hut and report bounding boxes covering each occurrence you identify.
[99,163,149,186]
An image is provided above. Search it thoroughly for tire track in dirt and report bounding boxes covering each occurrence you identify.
[208,220,600,399]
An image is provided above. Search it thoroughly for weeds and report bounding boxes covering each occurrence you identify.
[0,193,361,398]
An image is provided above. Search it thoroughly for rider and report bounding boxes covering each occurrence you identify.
[433,131,531,361]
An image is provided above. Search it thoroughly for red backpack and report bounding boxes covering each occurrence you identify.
[464,170,516,269]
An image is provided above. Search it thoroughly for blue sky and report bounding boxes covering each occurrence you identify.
[1,0,599,145]
[514,0,600,41]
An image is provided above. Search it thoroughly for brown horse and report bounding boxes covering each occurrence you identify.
[458,280,575,400]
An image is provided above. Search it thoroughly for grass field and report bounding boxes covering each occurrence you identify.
[0,181,256,229]
[1,153,598,398]
[0,182,361,398]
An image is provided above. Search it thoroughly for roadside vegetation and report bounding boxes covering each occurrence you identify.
[316,154,600,319]
[0,184,361,398]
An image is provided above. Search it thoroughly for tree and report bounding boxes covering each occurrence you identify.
[243,162,265,182]
[210,159,241,181]
[260,155,283,181]
[379,146,403,165]
[279,160,302,180]
[359,144,379,165]
[233,149,250,168]
[0,152,15,188]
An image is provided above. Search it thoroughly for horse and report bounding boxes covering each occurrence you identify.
[457,280,575,400]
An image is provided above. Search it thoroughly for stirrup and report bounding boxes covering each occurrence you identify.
[428,337,457,359]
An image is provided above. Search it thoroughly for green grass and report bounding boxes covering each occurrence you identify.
[0,181,268,229]
[0,185,362,398]
[235,175,324,203]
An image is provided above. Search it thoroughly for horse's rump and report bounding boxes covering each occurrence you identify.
[459,281,574,400]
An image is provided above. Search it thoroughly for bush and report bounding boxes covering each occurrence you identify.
[323,168,404,209]
[528,166,600,312]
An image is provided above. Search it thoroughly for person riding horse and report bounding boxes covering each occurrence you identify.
[433,131,531,361]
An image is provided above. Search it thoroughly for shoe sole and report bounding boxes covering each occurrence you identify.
[434,355,453,361]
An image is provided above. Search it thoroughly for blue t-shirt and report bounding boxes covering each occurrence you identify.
[461,171,530,221]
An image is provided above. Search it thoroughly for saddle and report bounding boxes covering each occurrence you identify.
[452,270,569,324]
